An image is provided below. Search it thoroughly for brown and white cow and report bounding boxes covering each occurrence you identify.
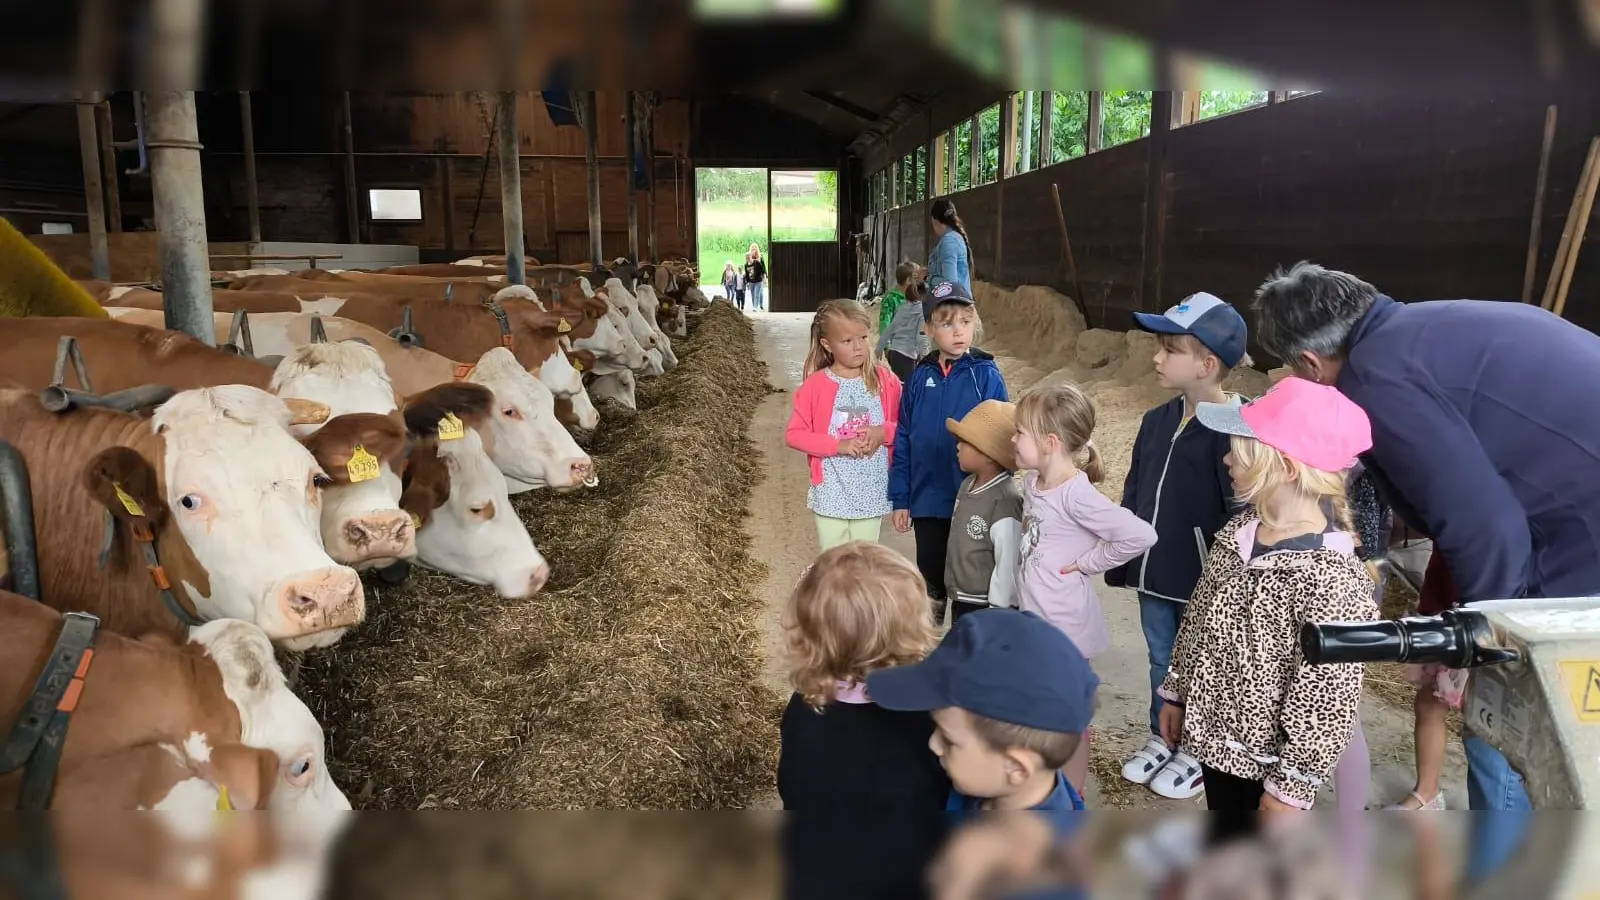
[0,590,348,810]
[0,385,364,650]
[229,273,501,305]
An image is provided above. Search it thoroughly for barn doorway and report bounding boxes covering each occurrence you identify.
[694,167,838,309]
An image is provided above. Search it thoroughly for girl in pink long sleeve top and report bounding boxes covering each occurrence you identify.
[1014,382,1157,791]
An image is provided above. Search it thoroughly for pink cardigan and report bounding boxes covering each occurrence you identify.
[785,366,903,487]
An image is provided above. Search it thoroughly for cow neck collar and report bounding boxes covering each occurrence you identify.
[481,298,515,350]
[0,611,100,809]
[97,510,205,629]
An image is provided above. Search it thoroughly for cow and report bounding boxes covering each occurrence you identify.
[589,370,637,410]
[0,317,415,569]
[0,590,349,810]
[399,384,551,598]
[628,284,680,369]
[230,272,501,304]
[0,384,364,651]
[378,263,519,278]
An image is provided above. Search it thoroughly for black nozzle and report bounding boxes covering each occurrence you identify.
[1302,609,1517,669]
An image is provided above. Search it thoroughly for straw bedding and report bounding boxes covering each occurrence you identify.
[296,300,782,809]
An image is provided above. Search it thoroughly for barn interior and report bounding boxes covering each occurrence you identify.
[2,0,1600,892]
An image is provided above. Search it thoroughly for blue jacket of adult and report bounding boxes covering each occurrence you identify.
[927,230,972,295]
[1338,294,1600,603]
[889,349,1009,519]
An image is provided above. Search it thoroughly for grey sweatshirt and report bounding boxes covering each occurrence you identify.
[878,300,928,360]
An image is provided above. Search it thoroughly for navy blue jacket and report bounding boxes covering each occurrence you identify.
[1105,396,1239,602]
[1340,295,1600,602]
[889,349,1009,519]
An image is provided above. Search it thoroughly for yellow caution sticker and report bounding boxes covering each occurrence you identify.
[1558,660,1600,724]
[112,483,145,517]
[438,412,466,441]
[557,317,573,334]
[346,445,380,483]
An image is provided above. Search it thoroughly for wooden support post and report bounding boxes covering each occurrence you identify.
[75,100,110,282]
[440,157,455,253]
[1001,93,1019,179]
[1039,91,1055,166]
[239,91,260,243]
[1139,91,1175,313]
[1521,105,1559,303]
[947,126,958,190]
[969,114,980,185]
[765,167,773,253]
[1020,91,1034,173]
[1541,137,1600,311]
[497,91,526,284]
[582,91,602,267]
[1547,138,1600,319]
[1086,91,1103,153]
[95,101,121,233]
[931,133,946,196]
[626,91,639,262]
[342,92,359,243]
[145,90,214,344]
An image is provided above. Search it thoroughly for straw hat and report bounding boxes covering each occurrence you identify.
[946,400,1018,472]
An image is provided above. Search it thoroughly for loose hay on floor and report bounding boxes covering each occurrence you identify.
[296,301,782,808]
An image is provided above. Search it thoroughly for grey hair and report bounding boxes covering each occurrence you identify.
[1252,261,1379,363]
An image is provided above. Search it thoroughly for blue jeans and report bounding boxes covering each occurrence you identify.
[750,281,766,309]
[1139,593,1184,736]
[1462,732,1533,883]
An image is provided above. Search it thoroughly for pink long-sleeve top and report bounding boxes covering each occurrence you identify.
[1018,471,1159,658]
[785,365,902,487]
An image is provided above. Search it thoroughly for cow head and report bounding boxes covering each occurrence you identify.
[604,278,660,353]
[572,304,640,370]
[399,383,551,598]
[461,349,593,491]
[300,413,414,567]
[269,341,399,439]
[82,386,365,650]
[589,370,637,410]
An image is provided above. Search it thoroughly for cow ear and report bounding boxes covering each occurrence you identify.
[399,441,450,527]
[81,447,170,528]
[206,743,279,810]
[401,383,494,437]
[283,398,331,427]
[301,413,408,485]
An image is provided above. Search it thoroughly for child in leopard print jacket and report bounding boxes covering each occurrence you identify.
[1157,377,1381,822]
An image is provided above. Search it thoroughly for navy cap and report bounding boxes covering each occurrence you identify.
[867,609,1099,734]
[923,279,976,323]
[1132,292,1249,368]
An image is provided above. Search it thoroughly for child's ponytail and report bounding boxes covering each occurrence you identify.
[1328,490,1381,585]
[1081,440,1106,484]
[1016,382,1102,481]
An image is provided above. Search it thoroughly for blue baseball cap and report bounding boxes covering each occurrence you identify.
[867,609,1099,734]
[923,279,976,322]
[1132,292,1249,368]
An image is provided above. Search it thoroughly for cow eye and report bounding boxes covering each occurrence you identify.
[469,504,487,516]
[179,494,203,511]
[501,407,522,420]
[312,473,334,489]
[287,755,315,786]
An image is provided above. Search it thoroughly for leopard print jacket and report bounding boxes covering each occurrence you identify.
[1158,511,1380,809]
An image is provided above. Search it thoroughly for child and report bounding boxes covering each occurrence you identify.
[944,399,1023,623]
[1158,377,1381,826]
[720,261,742,309]
[786,299,901,550]
[1106,292,1251,800]
[777,541,949,810]
[1391,549,1465,810]
[889,280,1009,623]
[869,607,1100,819]
[1013,381,1158,792]
[878,261,927,383]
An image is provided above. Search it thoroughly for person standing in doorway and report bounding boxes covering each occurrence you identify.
[927,198,973,295]
[746,243,768,312]
[721,261,744,310]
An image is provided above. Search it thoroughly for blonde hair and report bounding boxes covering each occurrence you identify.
[894,259,919,289]
[1015,382,1105,483]
[927,302,984,345]
[970,706,1095,769]
[805,299,882,394]
[1155,333,1255,377]
[1229,434,1378,582]
[783,542,937,709]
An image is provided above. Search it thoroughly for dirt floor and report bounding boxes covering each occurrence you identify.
[744,290,1468,811]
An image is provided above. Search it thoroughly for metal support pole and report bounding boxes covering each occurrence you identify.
[342,92,359,243]
[75,100,110,282]
[240,91,260,243]
[626,92,639,262]
[582,91,602,267]
[144,91,214,344]
[95,101,121,233]
[1020,91,1034,173]
[497,91,526,285]
[1139,91,1174,313]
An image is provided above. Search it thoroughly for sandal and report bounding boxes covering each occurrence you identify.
[1386,790,1446,810]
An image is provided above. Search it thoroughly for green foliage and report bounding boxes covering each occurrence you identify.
[1050,91,1091,164]
[978,104,999,184]
[695,168,766,204]
[1198,91,1269,120]
[1102,91,1151,147]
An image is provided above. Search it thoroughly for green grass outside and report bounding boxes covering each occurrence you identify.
[696,198,837,283]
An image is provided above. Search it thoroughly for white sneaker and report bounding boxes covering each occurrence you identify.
[1121,736,1174,786]
[1148,751,1206,800]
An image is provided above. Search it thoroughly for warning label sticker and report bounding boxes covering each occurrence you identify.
[1557,661,1600,725]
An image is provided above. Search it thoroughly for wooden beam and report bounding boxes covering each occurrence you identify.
[582,91,602,267]
[801,90,881,124]
[626,91,639,262]
[75,101,109,281]
[1520,104,1558,303]
[931,133,946,196]
[1039,91,1054,166]
[1139,91,1175,313]
[440,156,455,252]
[969,114,980,186]
[497,91,526,284]
[1000,93,1019,179]
[239,91,259,243]
[341,92,359,243]
[1086,91,1103,152]
[95,101,121,233]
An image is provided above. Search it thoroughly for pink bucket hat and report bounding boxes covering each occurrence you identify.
[1196,376,1373,472]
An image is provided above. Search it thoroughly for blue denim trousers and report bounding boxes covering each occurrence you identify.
[1138,593,1184,736]
[749,281,766,309]
[1462,732,1533,884]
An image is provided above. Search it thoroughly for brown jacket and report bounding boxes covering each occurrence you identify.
[1159,511,1378,809]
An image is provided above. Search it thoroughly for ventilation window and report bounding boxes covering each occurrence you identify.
[40,222,74,235]
[368,189,423,222]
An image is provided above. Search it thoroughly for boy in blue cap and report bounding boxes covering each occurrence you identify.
[868,608,1098,820]
[1106,291,1250,802]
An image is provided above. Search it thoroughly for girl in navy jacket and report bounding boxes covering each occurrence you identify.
[889,281,1009,620]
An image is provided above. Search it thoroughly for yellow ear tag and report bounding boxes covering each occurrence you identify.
[112,482,145,518]
[216,784,234,811]
[438,412,466,441]
[409,512,423,530]
[571,358,583,372]
[346,445,380,483]
[660,301,669,311]
[557,317,573,334]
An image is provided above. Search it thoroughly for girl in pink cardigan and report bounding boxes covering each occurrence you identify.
[786,300,903,550]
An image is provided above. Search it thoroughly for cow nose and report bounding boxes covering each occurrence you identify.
[342,512,416,561]
[569,458,597,487]
[279,569,366,631]
[528,562,551,595]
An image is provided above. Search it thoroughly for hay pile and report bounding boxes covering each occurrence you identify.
[297,300,781,808]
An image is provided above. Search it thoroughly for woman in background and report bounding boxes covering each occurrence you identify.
[927,198,973,295]
[746,244,768,312]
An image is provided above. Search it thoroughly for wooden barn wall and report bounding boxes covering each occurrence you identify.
[862,90,1600,350]
[193,92,697,262]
